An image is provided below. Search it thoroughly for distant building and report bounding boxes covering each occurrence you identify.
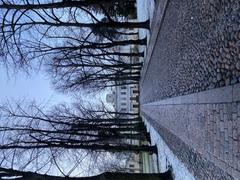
[106,27,140,114]
[126,153,141,173]
[106,84,139,114]
[105,14,158,173]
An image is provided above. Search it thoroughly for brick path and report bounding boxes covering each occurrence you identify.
[141,85,240,179]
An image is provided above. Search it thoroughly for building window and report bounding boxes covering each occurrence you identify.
[121,102,126,106]
[121,97,127,101]
[129,169,135,173]
[129,164,134,168]
[130,105,134,111]
[133,104,138,108]
[121,108,127,111]
[133,90,138,94]
[121,86,127,89]
[121,92,126,95]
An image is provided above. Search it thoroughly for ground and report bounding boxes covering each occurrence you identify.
[140,0,240,104]
[138,0,240,179]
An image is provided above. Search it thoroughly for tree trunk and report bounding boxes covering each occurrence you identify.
[0,143,158,154]
[9,20,150,30]
[46,38,147,52]
[0,167,173,180]
[0,0,131,10]
[80,51,144,57]
[85,38,147,48]
[99,171,173,180]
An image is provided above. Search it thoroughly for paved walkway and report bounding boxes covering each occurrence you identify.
[140,0,240,104]
[139,0,240,179]
[142,84,240,179]
[144,117,195,180]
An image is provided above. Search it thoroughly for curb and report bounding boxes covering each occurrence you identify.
[142,83,240,106]
[140,0,170,87]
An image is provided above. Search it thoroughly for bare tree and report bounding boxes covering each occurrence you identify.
[0,0,146,94]
[0,102,154,153]
[0,166,173,180]
[0,0,148,68]
[0,0,134,11]
[0,101,155,176]
[48,58,142,92]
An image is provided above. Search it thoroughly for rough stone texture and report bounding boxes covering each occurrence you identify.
[144,118,195,179]
[142,102,240,179]
[142,112,234,180]
[140,0,240,104]
[139,1,240,179]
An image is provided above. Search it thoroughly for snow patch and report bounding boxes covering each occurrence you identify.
[144,119,196,180]
[136,0,155,57]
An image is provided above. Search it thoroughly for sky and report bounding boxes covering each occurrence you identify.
[0,64,109,110]
[0,65,71,106]
[0,1,130,177]
[0,5,108,108]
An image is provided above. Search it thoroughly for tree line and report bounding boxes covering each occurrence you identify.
[0,0,148,91]
[0,0,172,179]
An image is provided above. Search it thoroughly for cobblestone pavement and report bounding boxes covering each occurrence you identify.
[142,101,240,179]
[140,0,240,179]
[140,0,240,104]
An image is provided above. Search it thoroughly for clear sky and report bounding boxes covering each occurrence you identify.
[0,5,110,108]
[0,64,109,109]
[0,65,71,106]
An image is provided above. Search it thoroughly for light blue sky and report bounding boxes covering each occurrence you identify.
[0,65,71,106]
[0,5,110,108]
[0,64,109,109]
